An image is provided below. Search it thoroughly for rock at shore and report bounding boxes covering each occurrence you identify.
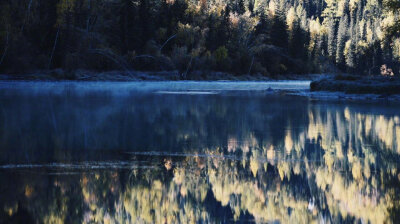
[310,75,400,95]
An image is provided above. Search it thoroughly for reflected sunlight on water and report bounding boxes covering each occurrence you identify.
[0,82,399,223]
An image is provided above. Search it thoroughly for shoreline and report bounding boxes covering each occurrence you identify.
[0,69,327,82]
[310,75,400,94]
[1,72,400,101]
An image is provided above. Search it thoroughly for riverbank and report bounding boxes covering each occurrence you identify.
[303,75,400,101]
[310,75,400,94]
[0,69,325,81]
[3,72,400,101]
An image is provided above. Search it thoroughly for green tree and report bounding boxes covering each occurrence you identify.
[270,11,288,48]
[327,19,337,59]
[336,14,348,66]
[345,40,356,70]
[384,0,400,39]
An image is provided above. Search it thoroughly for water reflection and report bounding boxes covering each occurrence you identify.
[0,83,399,223]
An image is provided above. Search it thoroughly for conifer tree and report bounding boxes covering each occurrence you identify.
[270,11,288,48]
[237,0,246,15]
[345,40,356,70]
[327,19,337,59]
[336,14,348,66]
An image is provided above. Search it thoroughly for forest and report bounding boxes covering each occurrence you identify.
[0,0,400,78]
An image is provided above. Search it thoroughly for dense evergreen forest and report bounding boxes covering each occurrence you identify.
[0,0,399,77]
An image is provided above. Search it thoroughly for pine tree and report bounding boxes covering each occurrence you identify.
[255,11,269,36]
[327,19,337,59]
[385,0,400,39]
[309,18,322,60]
[286,7,296,32]
[345,40,356,70]
[289,20,307,59]
[322,0,339,19]
[237,0,246,15]
[336,14,348,66]
[248,0,255,14]
[270,11,288,48]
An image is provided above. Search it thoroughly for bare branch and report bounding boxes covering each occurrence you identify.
[248,55,254,75]
[159,34,177,52]
[88,48,132,75]
[134,55,156,60]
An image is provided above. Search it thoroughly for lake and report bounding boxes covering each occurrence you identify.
[0,81,399,223]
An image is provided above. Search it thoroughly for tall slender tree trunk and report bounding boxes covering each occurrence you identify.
[48,27,60,69]
[160,34,177,52]
[183,56,193,79]
[248,55,254,75]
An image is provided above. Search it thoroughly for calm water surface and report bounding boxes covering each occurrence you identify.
[0,81,399,223]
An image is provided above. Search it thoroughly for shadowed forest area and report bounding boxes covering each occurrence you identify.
[1,0,400,78]
[2,1,400,223]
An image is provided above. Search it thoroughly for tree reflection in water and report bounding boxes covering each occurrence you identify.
[0,89,399,223]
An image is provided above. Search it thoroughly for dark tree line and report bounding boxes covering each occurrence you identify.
[0,0,399,77]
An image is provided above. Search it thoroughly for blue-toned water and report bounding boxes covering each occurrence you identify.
[0,81,399,223]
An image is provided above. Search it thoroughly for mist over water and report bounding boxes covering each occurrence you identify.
[0,81,399,223]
